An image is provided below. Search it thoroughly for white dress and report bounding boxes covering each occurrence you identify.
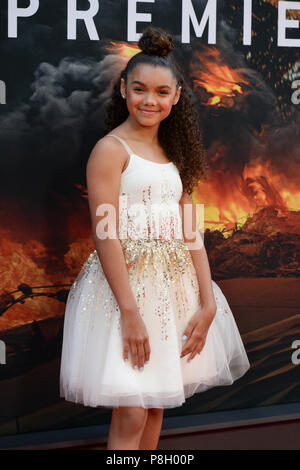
[59,133,250,409]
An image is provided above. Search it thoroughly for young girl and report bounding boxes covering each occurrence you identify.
[60,26,250,450]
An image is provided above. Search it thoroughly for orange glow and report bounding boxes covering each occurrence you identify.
[265,0,300,19]
[194,155,299,236]
[0,227,93,330]
[105,41,141,58]
[191,47,248,108]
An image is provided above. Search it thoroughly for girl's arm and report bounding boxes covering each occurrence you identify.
[87,138,151,370]
[86,138,138,316]
[179,191,217,361]
[179,191,216,313]
[86,139,150,368]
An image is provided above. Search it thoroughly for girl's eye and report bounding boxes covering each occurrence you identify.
[133,88,168,95]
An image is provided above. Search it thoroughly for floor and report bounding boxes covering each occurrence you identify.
[21,418,300,450]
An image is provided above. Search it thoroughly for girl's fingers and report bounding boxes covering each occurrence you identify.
[129,340,151,371]
[181,320,198,357]
[136,341,145,370]
[144,338,151,364]
[181,335,206,360]
[188,338,206,362]
[124,335,151,370]
[182,322,196,343]
[180,336,194,358]
[130,342,138,370]
[187,345,200,362]
[123,341,130,363]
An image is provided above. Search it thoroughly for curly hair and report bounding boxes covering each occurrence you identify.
[103,26,210,195]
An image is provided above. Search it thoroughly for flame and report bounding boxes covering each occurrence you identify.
[243,160,287,210]
[0,231,60,330]
[0,221,93,330]
[105,41,141,58]
[188,46,299,230]
[190,47,248,108]
[264,1,300,20]
[194,181,251,235]
[193,155,299,236]
[243,160,300,212]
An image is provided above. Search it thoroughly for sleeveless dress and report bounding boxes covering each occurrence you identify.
[59,133,250,409]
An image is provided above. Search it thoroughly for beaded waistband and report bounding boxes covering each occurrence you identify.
[119,237,193,275]
[88,238,197,339]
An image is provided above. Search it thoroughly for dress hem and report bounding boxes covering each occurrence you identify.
[60,363,250,409]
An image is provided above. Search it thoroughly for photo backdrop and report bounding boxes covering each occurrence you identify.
[0,0,299,437]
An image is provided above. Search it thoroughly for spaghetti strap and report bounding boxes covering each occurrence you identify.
[107,134,134,157]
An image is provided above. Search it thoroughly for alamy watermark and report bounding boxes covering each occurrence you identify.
[0,80,6,104]
[0,340,6,365]
[291,340,300,365]
[95,198,204,251]
[291,80,300,105]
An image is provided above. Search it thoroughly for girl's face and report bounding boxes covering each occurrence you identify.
[120,64,181,127]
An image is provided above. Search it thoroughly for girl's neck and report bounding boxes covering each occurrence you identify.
[120,117,160,145]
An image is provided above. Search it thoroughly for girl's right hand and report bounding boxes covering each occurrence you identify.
[120,308,151,370]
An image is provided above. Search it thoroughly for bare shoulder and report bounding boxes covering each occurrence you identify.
[86,134,127,175]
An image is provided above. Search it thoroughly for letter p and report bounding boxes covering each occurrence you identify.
[8,0,39,38]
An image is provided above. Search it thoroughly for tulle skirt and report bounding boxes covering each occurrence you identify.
[60,239,250,408]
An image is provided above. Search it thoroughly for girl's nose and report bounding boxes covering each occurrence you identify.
[143,93,156,105]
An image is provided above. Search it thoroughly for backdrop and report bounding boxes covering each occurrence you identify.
[0,0,299,437]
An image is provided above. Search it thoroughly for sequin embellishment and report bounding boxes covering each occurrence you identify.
[120,238,196,340]
[214,288,229,316]
[67,237,201,341]
[68,251,120,332]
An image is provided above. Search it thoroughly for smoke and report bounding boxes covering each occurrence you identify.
[0,49,129,201]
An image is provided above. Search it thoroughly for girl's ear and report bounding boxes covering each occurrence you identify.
[120,78,126,98]
[173,86,182,105]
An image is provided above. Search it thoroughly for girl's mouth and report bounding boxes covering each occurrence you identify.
[139,109,158,115]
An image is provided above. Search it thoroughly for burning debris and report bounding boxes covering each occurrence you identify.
[205,206,300,280]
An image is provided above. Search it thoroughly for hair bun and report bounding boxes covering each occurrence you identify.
[138,26,174,57]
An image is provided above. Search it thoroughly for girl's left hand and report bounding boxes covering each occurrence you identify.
[180,304,216,362]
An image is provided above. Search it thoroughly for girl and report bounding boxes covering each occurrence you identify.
[60,26,250,450]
